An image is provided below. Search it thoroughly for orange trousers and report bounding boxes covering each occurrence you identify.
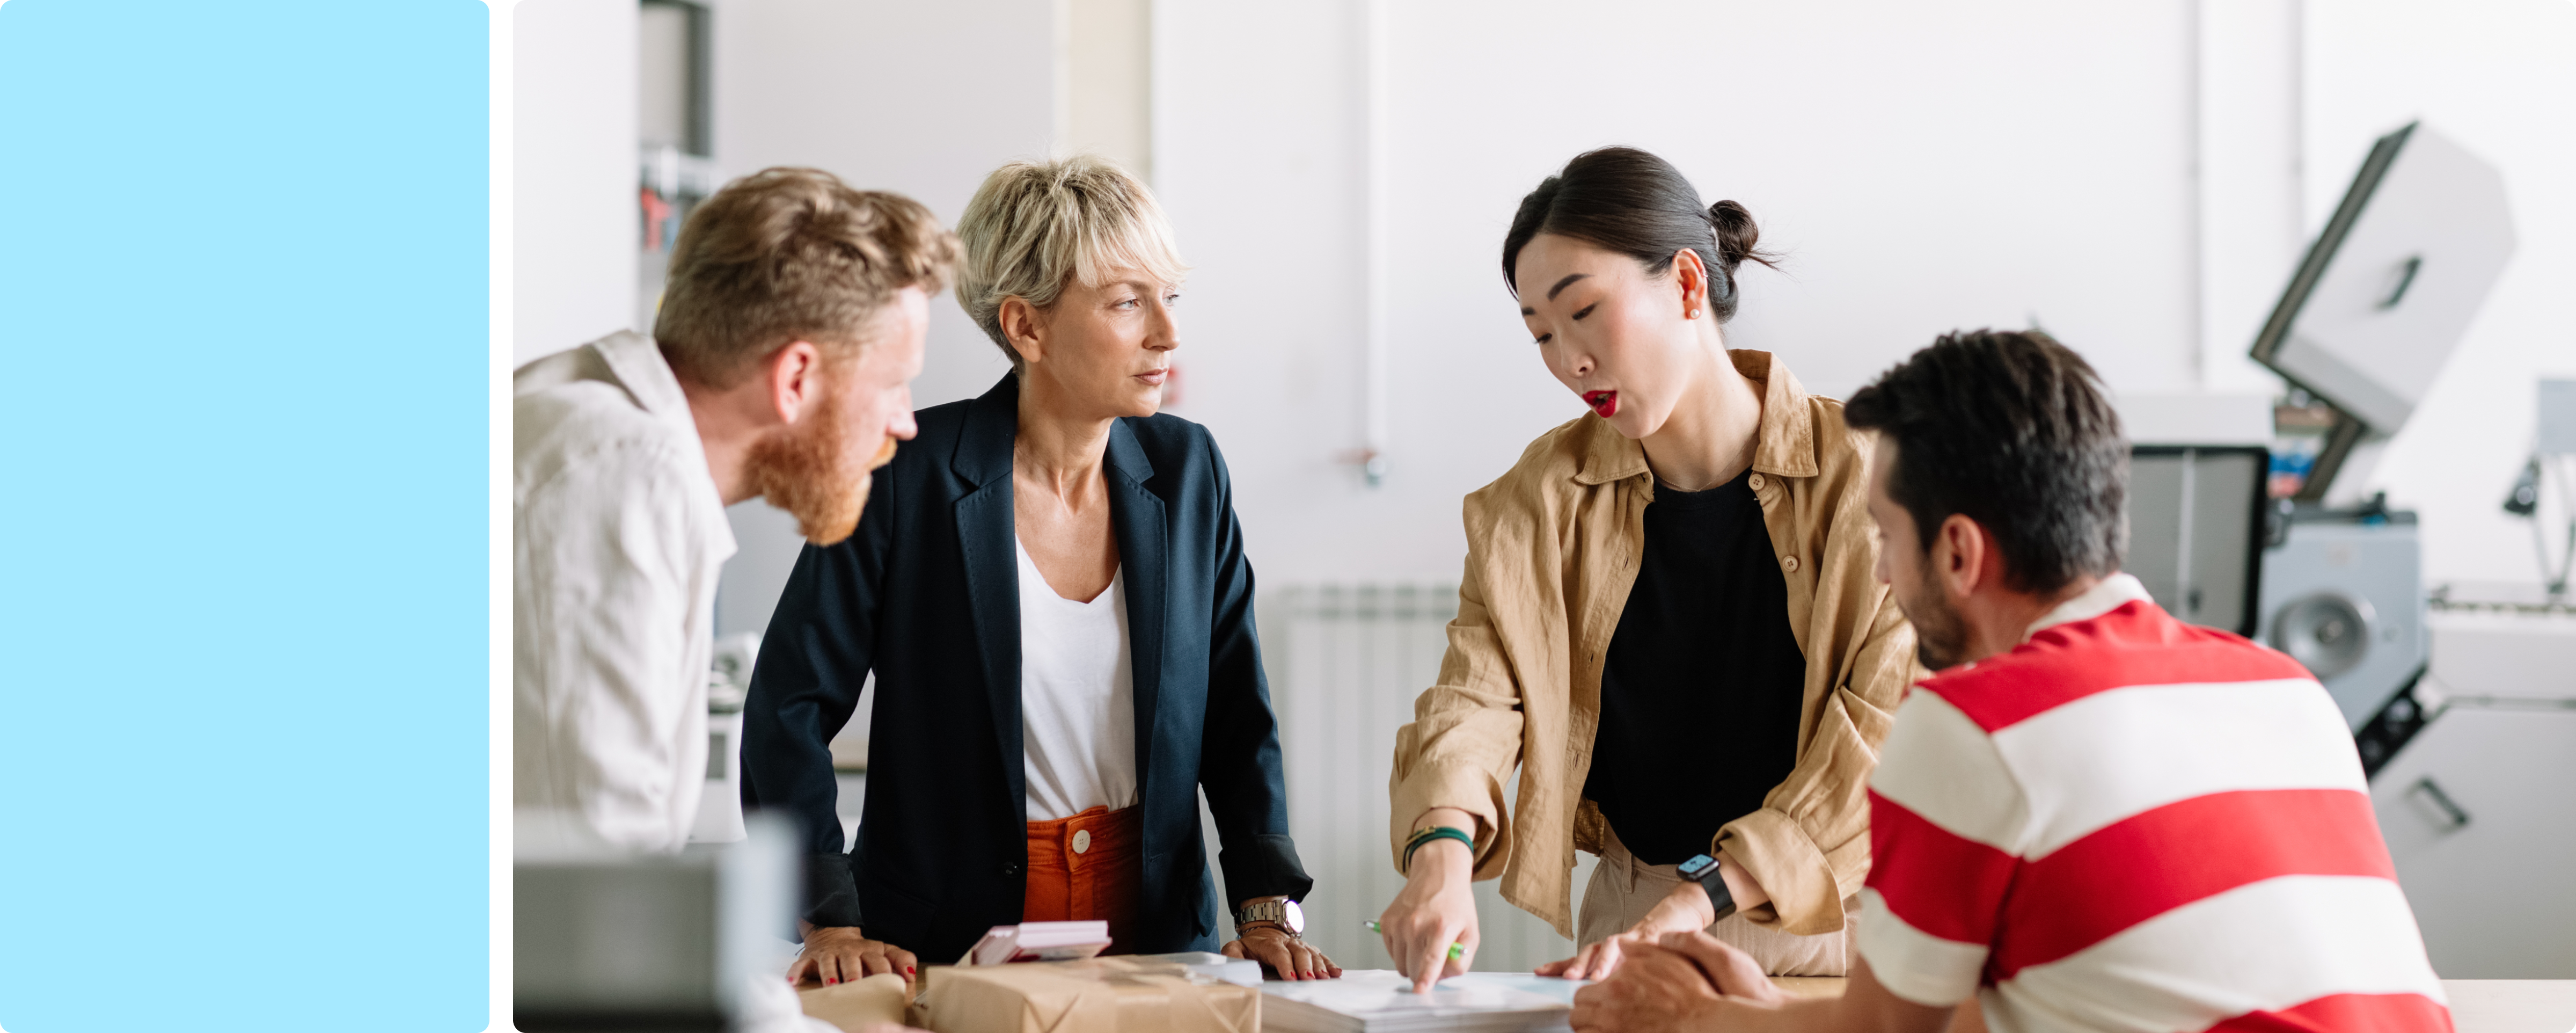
[1023,804,1143,955]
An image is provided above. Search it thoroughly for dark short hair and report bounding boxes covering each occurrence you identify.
[1842,330,2128,594]
[1502,146,1775,321]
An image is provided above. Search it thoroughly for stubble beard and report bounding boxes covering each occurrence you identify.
[742,387,899,547]
[1898,563,1970,671]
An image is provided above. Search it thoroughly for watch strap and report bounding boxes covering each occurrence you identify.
[1679,854,1738,923]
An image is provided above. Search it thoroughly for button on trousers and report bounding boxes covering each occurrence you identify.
[1023,804,1143,954]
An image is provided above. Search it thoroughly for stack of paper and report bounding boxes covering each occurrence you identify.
[1259,971,1586,1033]
[966,921,1113,965]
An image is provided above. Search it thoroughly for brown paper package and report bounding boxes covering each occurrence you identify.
[908,958,1260,1033]
[797,973,913,1032]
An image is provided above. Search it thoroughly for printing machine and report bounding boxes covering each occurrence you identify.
[2124,120,2572,978]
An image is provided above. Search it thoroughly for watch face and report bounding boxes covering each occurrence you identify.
[1282,899,1305,934]
[1678,854,1717,877]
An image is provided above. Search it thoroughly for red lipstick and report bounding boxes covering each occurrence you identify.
[1584,390,1618,418]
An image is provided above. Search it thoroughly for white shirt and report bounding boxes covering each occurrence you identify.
[1014,539,1139,820]
[515,331,736,852]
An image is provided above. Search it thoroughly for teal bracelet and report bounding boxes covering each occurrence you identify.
[1402,825,1475,874]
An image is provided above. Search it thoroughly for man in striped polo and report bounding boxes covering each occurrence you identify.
[1570,330,2449,1033]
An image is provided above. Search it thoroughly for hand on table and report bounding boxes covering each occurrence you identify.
[1541,851,1770,981]
[1568,932,1785,1033]
[1538,877,1715,981]
[1376,831,1480,993]
[789,924,918,987]
[1224,922,1342,980]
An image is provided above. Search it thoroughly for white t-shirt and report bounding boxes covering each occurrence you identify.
[1015,540,1140,820]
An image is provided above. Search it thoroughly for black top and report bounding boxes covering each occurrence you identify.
[740,374,1313,962]
[1583,469,1808,866]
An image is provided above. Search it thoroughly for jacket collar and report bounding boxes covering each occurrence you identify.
[946,370,1169,828]
[952,373,1157,488]
[1574,349,1820,485]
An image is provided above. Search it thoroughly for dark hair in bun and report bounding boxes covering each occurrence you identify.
[1502,146,1777,322]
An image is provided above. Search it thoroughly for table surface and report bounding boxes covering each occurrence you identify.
[1763,978,2575,1032]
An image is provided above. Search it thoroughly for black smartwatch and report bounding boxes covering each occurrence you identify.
[1677,854,1738,923]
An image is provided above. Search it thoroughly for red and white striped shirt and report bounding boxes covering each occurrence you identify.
[1856,573,2450,1032]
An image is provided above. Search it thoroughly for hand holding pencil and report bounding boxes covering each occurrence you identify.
[1375,817,1482,993]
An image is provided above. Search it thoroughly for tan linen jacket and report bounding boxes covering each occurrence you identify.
[1388,351,1924,938]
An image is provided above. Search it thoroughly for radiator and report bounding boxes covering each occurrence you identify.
[1246,584,1594,974]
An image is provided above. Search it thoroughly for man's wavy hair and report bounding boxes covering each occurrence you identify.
[1842,329,2129,594]
[655,166,960,387]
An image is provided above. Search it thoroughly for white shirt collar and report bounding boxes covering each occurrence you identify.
[2023,572,2154,641]
[591,330,736,560]
[592,330,695,429]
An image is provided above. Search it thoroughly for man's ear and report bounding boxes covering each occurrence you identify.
[998,297,1044,367]
[1934,513,1987,601]
[767,340,825,425]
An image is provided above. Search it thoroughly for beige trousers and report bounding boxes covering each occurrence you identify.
[1578,825,1858,976]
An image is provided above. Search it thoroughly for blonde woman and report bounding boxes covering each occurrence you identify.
[742,156,1338,986]
[1375,147,1924,990]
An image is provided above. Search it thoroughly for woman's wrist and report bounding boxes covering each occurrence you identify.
[1404,836,1473,885]
[1715,853,1769,912]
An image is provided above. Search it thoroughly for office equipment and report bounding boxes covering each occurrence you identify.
[2126,446,2270,635]
[2237,120,2512,733]
[2502,379,2575,599]
[516,812,799,1032]
[2249,121,2518,507]
[2256,505,2428,731]
[2368,604,2576,978]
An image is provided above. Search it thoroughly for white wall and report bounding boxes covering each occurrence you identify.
[708,0,1059,636]
[713,0,1051,413]
[514,0,639,365]
[2308,0,2576,587]
[1161,0,2208,586]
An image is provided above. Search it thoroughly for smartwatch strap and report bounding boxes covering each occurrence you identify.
[1678,854,1739,923]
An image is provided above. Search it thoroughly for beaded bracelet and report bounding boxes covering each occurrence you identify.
[1401,825,1475,874]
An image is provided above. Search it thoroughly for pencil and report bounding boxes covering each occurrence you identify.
[1362,920,1467,959]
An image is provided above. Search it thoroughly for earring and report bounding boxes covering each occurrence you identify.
[1685,308,1699,319]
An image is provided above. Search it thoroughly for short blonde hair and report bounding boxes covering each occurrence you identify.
[655,166,960,388]
[954,155,1188,369]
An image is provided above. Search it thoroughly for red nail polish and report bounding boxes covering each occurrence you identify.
[906,966,917,976]
[825,977,837,985]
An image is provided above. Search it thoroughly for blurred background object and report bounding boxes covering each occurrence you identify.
[517,812,800,1031]
[511,0,2576,976]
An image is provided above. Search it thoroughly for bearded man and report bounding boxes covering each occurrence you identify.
[515,167,958,851]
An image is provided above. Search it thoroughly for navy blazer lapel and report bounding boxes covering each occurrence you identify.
[1104,420,1168,786]
[952,375,1025,816]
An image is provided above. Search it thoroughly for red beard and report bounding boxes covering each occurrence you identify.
[742,389,898,546]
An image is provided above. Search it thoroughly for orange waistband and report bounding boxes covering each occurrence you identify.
[1026,805,1140,863]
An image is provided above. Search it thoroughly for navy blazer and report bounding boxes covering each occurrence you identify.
[741,374,1312,962]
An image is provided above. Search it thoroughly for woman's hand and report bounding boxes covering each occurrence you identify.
[1377,819,1481,994]
[1539,854,1764,981]
[1223,921,1342,981]
[1538,878,1715,981]
[788,924,918,987]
